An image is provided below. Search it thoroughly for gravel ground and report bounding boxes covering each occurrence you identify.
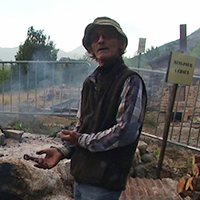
[0,132,75,200]
[0,131,194,200]
[0,132,62,160]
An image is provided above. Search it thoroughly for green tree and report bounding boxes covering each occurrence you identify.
[14,26,59,90]
[0,67,11,92]
[163,43,175,55]
[15,26,58,61]
[190,42,200,58]
[145,46,160,61]
[124,46,160,69]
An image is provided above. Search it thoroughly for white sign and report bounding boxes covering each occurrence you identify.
[138,38,146,53]
[166,52,195,85]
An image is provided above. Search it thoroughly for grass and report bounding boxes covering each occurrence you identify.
[8,120,31,132]
[153,147,161,159]
[5,114,76,136]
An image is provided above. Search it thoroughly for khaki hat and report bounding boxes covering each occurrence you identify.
[82,17,128,53]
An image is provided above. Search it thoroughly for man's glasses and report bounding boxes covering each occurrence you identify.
[90,31,119,43]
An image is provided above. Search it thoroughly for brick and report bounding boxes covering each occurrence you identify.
[119,177,182,200]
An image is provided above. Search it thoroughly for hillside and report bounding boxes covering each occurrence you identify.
[1,27,200,61]
[57,45,86,60]
[159,27,200,53]
[0,47,18,61]
[0,46,86,61]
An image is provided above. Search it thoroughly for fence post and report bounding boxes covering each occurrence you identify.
[156,83,178,178]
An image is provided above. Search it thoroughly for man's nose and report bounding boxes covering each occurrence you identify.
[97,34,105,42]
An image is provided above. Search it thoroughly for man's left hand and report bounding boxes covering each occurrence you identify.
[60,130,80,145]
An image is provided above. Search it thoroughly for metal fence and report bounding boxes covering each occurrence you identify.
[0,61,200,151]
[0,61,91,116]
[135,67,200,151]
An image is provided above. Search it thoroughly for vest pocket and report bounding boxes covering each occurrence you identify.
[70,148,106,183]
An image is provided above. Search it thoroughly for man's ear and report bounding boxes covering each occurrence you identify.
[118,39,126,55]
[89,49,94,54]
[89,48,96,58]
[119,40,126,50]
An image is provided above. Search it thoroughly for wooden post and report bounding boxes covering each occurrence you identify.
[156,83,178,178]
[138,53,141,68]
[137,38,146,68]
[156,24,187,178]
[180,24,187,52]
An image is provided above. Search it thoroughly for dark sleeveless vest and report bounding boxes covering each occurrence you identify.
[70,58,147,190]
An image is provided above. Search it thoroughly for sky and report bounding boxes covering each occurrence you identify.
[1,0,200,57]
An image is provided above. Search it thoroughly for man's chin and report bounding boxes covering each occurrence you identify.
[97,57,109,66]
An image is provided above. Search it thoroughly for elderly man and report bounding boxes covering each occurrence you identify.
[35,17,147,200]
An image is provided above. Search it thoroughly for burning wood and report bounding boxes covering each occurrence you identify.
[177,155,200,199]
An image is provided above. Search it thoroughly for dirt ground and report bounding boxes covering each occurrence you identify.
[139,134,195,181]
[0,115,197,182]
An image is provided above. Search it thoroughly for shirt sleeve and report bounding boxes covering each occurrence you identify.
[55,104,81,159]
[77,74,146,152]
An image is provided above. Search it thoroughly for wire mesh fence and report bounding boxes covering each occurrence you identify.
[0,61,200,150]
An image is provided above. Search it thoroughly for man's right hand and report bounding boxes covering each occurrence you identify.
[34,148,63,169]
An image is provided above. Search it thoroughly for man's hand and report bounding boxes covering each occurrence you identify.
[60,130,80,145]
[34,148,63,169]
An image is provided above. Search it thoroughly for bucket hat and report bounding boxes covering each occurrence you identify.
[82,17,128,53]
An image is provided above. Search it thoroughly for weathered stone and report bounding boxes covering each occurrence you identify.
[137,141,148,155]
[0,130,6,146]
[56,160,74,186]
[3,129,24,142]
[133,148,142,164]
[141,153,153,163]
[132,165,147,178]
[0,158,72,200]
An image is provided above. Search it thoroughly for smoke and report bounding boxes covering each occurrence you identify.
[0,61,94,116]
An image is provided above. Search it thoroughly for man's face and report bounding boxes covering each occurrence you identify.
[90,26,123,66]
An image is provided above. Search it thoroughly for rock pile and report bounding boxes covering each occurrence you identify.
[0,130,74,200]
[0,158,74,200]
[0,130,154,200]
[130,140,154,178]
